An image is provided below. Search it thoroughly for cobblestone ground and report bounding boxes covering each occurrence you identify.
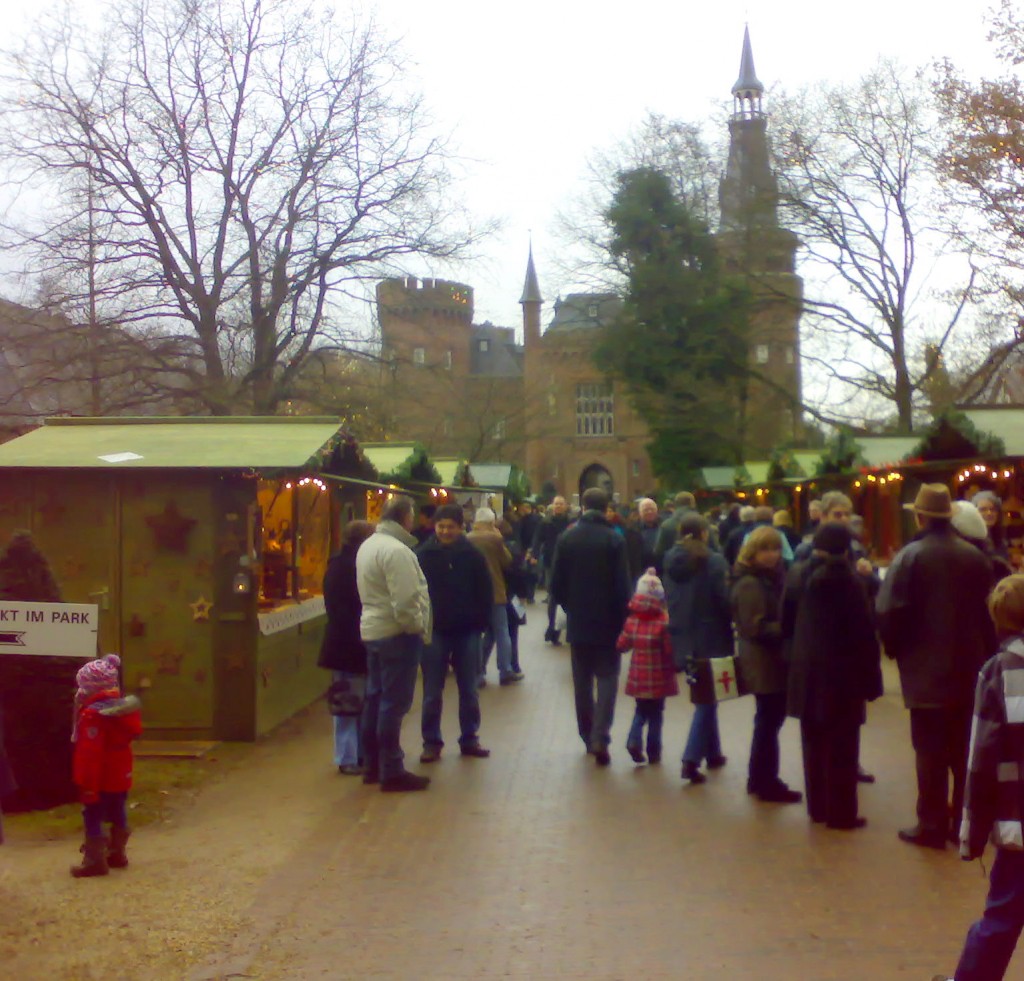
[1,600,999,980]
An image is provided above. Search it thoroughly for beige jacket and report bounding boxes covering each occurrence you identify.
[356,521,432,641]
[468,526,512,605]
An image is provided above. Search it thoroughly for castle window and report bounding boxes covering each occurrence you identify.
[479,339,490,353]
[588,303,598,318]
[576,382,614,437]
[785,346,795,365]
[443,350,453,369]
[755,344,770,365]
[493,418,506,440]
[413,347,426,366]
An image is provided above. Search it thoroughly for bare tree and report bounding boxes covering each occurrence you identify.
[771,61,979,432]
[0,0,482,415]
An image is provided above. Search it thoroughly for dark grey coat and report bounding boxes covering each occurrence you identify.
[663,543,733,669]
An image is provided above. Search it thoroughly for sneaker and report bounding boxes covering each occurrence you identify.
[681,762,706,784]
[499,674,523,686]
[380,772,431,793]
[626,744,646,764]
[337,764,363,776]
[757,783,803,804]
[419,745,442,764]
[460,744,491,758]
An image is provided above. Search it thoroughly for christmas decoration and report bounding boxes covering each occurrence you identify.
[189,595,214,621]
[145,502,197,553]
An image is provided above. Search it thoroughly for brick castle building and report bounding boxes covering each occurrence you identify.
[376,28,802,503]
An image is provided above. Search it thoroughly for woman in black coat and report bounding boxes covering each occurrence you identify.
[783,523,882,830]
[318,520,375,775]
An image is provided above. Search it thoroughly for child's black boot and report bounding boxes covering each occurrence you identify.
[107,827,131,869]
[70,836,109,878]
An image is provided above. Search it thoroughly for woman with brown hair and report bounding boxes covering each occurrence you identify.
[318,520,376,775]
[733,526,802,804]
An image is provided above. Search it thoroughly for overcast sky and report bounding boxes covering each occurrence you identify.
[366,0,1004,331]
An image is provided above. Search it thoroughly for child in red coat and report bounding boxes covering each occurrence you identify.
[617,569,678,764]
[70,654,142,878]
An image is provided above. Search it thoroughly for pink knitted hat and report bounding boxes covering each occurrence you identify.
[76,653,121,694]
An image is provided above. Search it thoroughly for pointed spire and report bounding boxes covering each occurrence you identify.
[520,243,543,305]
[731,25,764,98]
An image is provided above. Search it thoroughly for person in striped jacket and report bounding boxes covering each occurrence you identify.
[947,574,1024,981]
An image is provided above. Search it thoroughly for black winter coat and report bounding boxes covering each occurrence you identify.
[731,564,786,694]
[317,544,368,674]
[784,555,882,726]
[416,535,493,635]
[517,512,542,554]
[663,542,733,668]
[550,511,631,648]
[532,513,571,563]
[876,524,996,709]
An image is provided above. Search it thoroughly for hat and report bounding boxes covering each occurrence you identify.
[635,567,665,602]
[75,653,121,694]
[812,522,852,556]
[903,483,953,519]
[474,507,496,525]
[952,500,988,543]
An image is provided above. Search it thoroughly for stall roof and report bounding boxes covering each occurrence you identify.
[792,450,824,476]
[962,407,1024,456]
[0,416,346,469]
[855,436,919,468]
[701,466,736,490]
[360,443,418,477]
[743,461,771,484]
[432,457,463,486]
[469,463,513,489]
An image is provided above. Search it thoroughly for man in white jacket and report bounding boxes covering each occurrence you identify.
[357,496,433,792]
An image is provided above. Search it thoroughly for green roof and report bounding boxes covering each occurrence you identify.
[743,461,771,484]
[700,466,737,490]
[432,458,462,486]
[469,463,514,489]
[855,436,919,468]
[962,408,1024,456]
[0,417,346,470]
[360,443,418,478]
[791,450,824,476]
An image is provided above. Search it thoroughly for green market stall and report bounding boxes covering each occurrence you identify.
[0,416,367,740]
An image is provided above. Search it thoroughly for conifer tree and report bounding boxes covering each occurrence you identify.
[0,530,61,602]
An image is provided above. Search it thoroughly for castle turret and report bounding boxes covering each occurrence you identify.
[520,244,543,348]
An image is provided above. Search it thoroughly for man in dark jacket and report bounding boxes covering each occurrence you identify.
[530,495,571,644]
[515,502,542,602]
[416,504,494,762]
[636,497,662,571]
[877,483,997,849]
[723,506,757,568]
[550,487,631,766]
[653,491,698,567]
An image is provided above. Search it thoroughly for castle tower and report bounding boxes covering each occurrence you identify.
[521,245,547,491]
[717,26,803,458]
[520,244,543,349]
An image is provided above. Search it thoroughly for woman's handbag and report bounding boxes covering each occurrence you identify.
[686,656,749,705]
[326,675,366,717]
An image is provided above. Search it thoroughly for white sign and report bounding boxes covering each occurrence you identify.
[0,601,100,658]
[257,595,326,636]
[709,657,742,702]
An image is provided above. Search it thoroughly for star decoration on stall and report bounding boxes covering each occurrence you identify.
[145,502,197,554]
[152,643,184,676]
[128,614,146,638]
[189,595,214,622]
[36,496,67,524]
[62,558,88,579]
[128,556,151,578]
[218,530,244,557]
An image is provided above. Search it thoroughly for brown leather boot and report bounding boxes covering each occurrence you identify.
[107,827,131,869]
[70,836,109,878]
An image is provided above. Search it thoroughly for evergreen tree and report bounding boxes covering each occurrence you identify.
[0,530,61,602]
[594,168,753,485]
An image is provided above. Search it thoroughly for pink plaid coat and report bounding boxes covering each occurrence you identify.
[617,593,679,700]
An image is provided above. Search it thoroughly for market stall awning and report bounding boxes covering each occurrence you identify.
[700,466,737,490]
[468,463,513,489]
[431,457,464,486]
[962,408,1024,456]
[742,461,771,485]
[0,416,347,470]
[361,443,418,478]
[792,450,824,477]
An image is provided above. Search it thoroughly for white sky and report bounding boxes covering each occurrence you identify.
[366,0,1004,331]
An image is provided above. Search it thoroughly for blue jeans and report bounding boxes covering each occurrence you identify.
[479,604,514,681]
[331,670,362,767]
[361,634,422,781]
[627,698,665,758]
[83,791,128,838]
[421,631,482,749]
[683,702,721,765]
[570,644,621,751]
[956,848,1024,980]
[748,692,787,792]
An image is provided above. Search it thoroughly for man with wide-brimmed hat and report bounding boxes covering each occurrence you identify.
[877,483,997,850]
